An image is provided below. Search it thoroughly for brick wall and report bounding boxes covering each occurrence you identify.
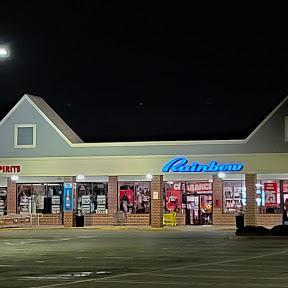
[126,214,150,226]
[63,212,74,227]
[256,214,282,227]
[151,175,163,228]
[38,214,62,226]
[7,177,16,214]
[176,213,186,226]
[245,174,257,226]
[85,214,114,225]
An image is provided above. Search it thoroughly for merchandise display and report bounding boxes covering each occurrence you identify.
[118,182,151,214]
[0,187,7,216]
[76,182,108,215]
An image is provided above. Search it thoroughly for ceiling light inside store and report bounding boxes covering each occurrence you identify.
[145,173,153,180]
[217,172,226,179]
[11,175,19,181]
[77,175,85,180]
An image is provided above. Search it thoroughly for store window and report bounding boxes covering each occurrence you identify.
[223,181,246,214]
[256,180,281,213]
[76,182,108,214]
[0,187,7,216]
[118,182,151,214]
[14,124,36,148]
[164,181,213,225]
[17,183,63,214]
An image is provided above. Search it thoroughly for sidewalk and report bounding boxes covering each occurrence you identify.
[0,224,236,232]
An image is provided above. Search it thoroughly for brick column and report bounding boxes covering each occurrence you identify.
[212,175,223,225]
[7,177,17,214]
[108,176,118,215]
[245,174,257,226]
[63,212,74,227]
[151,175,163,228]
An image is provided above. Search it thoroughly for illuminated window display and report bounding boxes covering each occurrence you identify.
[17,183,63,214]
[164,181,213,225]
[256,180,281,213]
[0,187,7,216]
[76,182,108,214]
[118,182,151,214]
[223,181,246,213]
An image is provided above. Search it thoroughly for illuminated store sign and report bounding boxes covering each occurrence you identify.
[0,165,21,173]
[162,157,244,173]
[63,183,73,212]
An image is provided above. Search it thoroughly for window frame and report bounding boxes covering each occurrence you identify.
[14,124,37,148]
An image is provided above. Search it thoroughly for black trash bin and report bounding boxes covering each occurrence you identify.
[75,215,85,227]
[235,212,244,229]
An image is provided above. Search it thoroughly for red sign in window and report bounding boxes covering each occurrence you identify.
[264,183,278,207]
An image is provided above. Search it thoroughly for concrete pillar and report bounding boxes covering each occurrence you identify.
[245,174,257,226]
[212,175,223,225]
[151,175,163,228]
[108,176,118,215]
[7,177,17,214]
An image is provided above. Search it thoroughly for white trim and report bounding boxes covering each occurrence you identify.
[285,116,288,142]
[163,174,213,181]
[14,124,36,148]
[257,174,288,180]
[24,95,74,146]
[76,176,109,182]
[118,175,151,182]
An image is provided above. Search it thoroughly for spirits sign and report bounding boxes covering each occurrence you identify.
[0,165,21,173]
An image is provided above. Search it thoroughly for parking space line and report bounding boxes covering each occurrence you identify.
[29,249,288,288]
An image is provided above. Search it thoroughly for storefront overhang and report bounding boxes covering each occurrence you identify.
[1,153,288,176]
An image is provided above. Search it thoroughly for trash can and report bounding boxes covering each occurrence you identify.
[235,212,244,229]
[75,215,84,227]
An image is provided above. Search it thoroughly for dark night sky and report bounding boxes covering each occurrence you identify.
[0,2,287,142]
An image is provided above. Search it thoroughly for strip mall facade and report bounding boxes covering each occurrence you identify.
[1,94,288,227]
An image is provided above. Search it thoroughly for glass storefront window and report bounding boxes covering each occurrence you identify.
[0,187,7,216]
[76,182,108,214]
[256,180,281,213]
[223,181,246,214]
[118,182,151,214]
[17,183,63,214]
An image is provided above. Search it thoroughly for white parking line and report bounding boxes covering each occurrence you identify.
[29,249,288,288]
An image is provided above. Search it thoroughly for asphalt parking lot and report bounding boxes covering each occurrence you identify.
[0,227,288,288]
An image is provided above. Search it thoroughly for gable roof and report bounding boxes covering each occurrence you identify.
[0,94,287,147]
[0,94,83,144]
[26,95,83,143]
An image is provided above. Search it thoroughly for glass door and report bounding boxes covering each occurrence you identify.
[186,194,213,225]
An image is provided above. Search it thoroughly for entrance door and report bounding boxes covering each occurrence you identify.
[186,194,213,225]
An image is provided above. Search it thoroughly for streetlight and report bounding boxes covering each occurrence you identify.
[0,46,10,58]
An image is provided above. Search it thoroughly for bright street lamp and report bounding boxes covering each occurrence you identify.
[0,46,10,58]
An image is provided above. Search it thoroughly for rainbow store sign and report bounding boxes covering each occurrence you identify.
[162,157,244,173]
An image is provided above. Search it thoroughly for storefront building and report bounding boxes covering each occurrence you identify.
[1,94,288,227]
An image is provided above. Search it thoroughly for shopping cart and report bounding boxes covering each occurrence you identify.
[163,212,177,226]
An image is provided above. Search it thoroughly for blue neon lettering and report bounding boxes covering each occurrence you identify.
[162,157,244,173]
